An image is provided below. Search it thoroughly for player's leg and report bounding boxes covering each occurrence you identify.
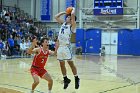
[67,60,80,89]
[65,46,80,89]
[57,46,71,89]
[59,60,71,89]
[57,47,67,76]
[59,60,66,76]
[31,74,40,93]
[67,60,77,75]
[42,72,53,93]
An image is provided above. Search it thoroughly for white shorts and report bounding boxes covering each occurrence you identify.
[57,46,73,61]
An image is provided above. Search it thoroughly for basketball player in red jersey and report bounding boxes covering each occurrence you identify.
[27,37,55,93]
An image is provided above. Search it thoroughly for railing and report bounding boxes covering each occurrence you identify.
[81,7,138,15]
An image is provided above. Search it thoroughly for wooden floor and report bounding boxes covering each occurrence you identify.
[0,55,140,93]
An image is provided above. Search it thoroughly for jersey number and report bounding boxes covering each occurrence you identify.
[61,28,64,34]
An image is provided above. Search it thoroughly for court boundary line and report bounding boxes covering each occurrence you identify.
[99,83,134,93]
[0,83,43,93]
[99,82,140,93]
[77,55,136,85]
[76,55,140,93]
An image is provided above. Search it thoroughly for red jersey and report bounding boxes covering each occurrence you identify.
[32,47,49,68]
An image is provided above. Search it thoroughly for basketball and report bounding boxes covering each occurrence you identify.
[66,7,73,14]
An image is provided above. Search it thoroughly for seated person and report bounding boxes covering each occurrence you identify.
[100,46,105,56]
[76,42,82,55]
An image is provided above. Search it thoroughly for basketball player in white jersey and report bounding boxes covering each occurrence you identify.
[55,7,80,89]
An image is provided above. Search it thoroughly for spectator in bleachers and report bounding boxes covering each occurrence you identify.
[0,39,4,49]
[75,42,82,55]
[17,29,23,37]
[48,30,53,38]
[12,28,17,39]
[48,38,55,51]
[0,39,4,57]
[0,6,35,57]
[8,35,14,56]
[2,8,7,16]
[14,35,21,46]
[13,44,20,56]
[25,38,31,50]
[14,36,18,46]
[4,41,10,56]
[20,40,26,57]
[5,11,10,23]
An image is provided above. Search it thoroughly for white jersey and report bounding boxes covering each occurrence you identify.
[58,22,72,46]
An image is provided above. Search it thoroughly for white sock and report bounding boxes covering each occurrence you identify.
[48,90,51,93]
[63,75,67,77]
[30,90,34,93]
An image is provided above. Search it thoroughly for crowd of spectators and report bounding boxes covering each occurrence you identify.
[0,7,56,58]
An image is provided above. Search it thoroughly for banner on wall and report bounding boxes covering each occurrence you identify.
[66,0,76,8]
[94,8,123,15]
[41,0,51,21]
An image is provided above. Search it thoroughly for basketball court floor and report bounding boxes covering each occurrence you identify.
[0,55,140,93]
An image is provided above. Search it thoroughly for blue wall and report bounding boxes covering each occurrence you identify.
[76,28,101,54]
[76,28,85,53]
[76,28,140,55]
[118,29,140,56]
[85,29,101,53]
[132,29,140,56]
[118,29,133,55]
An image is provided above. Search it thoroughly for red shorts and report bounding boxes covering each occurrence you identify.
[30,66,47,78]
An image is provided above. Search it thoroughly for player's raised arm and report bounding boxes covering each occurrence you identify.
[71,7,76,33]
[55,11,66,24]
[27,47,39,55]
[27,36,39,54]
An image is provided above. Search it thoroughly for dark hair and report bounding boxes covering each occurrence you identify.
[66,14,77,21]
[102,46,105,50]
[40,38,49,46]
[30,36,37,42]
